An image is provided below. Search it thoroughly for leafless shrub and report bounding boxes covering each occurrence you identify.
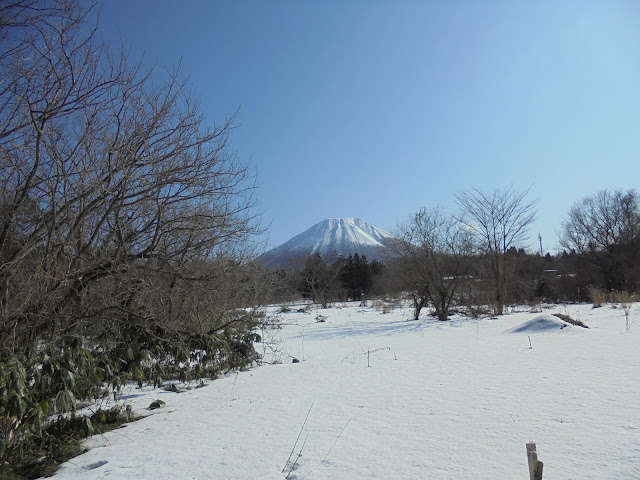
[588,286,606,308]
[610,291,636,332]
[528,299,543,313]
[465,305,493,319]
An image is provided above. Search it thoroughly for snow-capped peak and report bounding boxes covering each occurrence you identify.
[308,218,393,251]
[260,218,395,267]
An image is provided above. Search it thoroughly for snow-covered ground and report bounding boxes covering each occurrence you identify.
[53,302,639,480]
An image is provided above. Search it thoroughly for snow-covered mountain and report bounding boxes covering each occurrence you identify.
[259,218,395,268]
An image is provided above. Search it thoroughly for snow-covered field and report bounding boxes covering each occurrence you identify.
[53,302,639,480]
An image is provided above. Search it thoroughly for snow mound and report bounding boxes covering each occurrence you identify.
[510,315,570,333]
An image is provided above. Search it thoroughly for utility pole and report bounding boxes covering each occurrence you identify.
[538,233,543,256]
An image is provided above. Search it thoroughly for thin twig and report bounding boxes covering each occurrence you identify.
[301,418,354,480]
[282,401,315,473]
[285,433,309,479]
[341,350,355,364]
[230,372,238,402]
[321,418,352,463]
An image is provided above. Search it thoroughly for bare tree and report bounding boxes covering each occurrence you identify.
[559,189,640,292]
[0,1,265,467]
[391,207,475,320]
[456,186,537,315]
[0,0,261,374]
[0,0,261,344]
[296,254,341,308]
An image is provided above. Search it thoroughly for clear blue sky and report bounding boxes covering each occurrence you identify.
[96,0,640,254]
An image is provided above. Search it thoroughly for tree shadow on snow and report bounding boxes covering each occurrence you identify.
[298,317,464,342]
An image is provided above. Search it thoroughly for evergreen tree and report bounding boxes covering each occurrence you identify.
[338,254,375,300]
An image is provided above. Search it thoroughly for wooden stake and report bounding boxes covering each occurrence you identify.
[526,442,543,480]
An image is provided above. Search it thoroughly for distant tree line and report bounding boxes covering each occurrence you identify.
[269,187,639,321]
[275,253,385,308]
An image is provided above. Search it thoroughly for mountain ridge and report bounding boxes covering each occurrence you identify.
[259,218,395,268]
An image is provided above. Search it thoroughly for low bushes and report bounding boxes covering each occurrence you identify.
[0,317,261,478]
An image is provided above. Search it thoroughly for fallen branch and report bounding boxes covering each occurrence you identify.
[552,313,588,328]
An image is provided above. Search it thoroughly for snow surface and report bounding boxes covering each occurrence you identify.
[260,218,395,267]
[52,303,639,480]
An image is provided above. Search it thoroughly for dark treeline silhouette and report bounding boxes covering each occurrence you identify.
[280,253,385,307]
[272,245,637,313]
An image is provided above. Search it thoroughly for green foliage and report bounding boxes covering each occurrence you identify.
[0,318,260,471]
[0,404,134,479]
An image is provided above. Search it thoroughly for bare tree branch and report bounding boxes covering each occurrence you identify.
[455,186,537,315]
[559,189,640,291]
[391,207,475,320]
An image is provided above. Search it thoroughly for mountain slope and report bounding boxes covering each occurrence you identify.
[259,218,395,267]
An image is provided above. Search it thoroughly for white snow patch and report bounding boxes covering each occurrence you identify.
[52,303,640,480]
